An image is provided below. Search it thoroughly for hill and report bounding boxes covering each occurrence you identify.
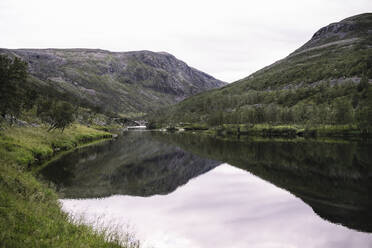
[0,49,226,116]
[151,13,372,132]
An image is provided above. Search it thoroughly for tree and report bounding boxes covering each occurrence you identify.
[253,105,265,123]
[293,104,308,124]
[146,120,157,129]
[207,111,224,126]
[333,99,354,125]
[356,106,372,134]
[0,55,29,118]
[280,107,294,124]
[357,75,369,92]
[355,91,372,134]
[264,104,278,124]
[37,99,75,132]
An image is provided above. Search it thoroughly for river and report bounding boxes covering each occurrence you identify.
[39,131,372,248]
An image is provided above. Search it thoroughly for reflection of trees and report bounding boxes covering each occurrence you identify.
[40,131,220,199]
[154,132,372,233]
[41,131,372,232]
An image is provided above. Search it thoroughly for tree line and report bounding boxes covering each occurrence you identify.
[0,54,75,131]
[151,76,372,133]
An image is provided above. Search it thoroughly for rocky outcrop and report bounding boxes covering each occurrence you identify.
[0,49,226,114]
[294,13,372,53]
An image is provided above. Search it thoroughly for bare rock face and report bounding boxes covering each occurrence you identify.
[0,48,226,114]
[294,13,372,53]
[311,22,356,40]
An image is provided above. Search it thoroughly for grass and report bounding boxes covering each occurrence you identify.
[0,124,139,248]
[0,124,112,167]
[185,123,362,138]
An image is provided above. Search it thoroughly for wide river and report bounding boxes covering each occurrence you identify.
[40,131,372,248]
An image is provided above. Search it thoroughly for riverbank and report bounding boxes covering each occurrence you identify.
[160,123,369,138]
[0,124,136,247]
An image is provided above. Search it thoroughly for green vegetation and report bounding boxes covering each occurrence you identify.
[0,124,112,165]
[1,13,371,245]
[37,98,76,132]
[149,13,372,136]
[0,54,138,246]
[0,55,37,119]
[0,54,79,132]
[206,123,365,138]
[151,80,372,137]
[0,54,130,133]
[0,125,140,247]
[0,49,225,115]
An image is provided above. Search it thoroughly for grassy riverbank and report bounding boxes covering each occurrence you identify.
[207,123,364,138]
[162,123,368,138]
[0,124,135,247]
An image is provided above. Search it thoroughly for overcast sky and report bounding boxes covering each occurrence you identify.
[0,0,371,82]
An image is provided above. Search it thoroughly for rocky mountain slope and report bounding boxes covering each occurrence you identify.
[0,49,226,115]
[295,13,371,53]
[151,13,372,126]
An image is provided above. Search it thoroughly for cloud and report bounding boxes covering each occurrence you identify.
[0,0,371,82]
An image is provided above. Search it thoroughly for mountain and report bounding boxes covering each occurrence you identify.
[0,49,226,115]
[239,13,372,90]
[152,13,372,127]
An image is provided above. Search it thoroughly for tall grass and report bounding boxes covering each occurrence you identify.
[0,124,138,248]
[0,124,112,166]
[67,213,140,248]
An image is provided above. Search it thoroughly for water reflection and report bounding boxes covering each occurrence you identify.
[40,131,372,247]
[155,133,372,233]
[40,131,220,198]
[61,164,372,248]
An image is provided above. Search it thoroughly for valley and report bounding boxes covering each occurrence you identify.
[1,11,372,248]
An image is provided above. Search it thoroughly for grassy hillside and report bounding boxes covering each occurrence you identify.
[0,125,139,247]
[0,49,226,116]
[150,13,372,134]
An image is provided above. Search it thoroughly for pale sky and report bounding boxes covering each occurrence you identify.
[1,0,371,83]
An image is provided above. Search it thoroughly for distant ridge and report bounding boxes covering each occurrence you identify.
[150,13,372,126]
[0,48,226,114]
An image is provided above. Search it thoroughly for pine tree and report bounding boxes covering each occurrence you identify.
[357,75,369,92]
[0,55,28,118]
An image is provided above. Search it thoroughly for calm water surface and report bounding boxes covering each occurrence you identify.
[40,131,372,248]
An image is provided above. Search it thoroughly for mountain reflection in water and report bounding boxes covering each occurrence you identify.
[40,131,220,198]
[40,131,372,248]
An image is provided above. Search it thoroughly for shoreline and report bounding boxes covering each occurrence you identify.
[0,124,135,248]
[33,137,114,174]
[155,123,371,139]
